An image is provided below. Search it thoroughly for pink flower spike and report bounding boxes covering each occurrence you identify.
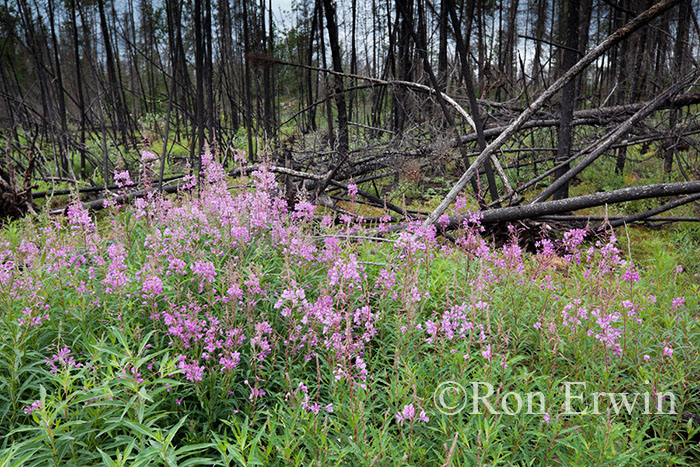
[671,297,685,309]
[396,403,428,425]
[141,150,158,163]
[396,403,415,425]
[24,400,42,415]
[418,410,429,423]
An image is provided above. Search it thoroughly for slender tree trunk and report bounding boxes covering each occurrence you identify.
[47,0,71,176]
[614,0,630,174]
[306,1,319,131]
[205,0,215,143]
[318,0,334,143]
[98,0,128,146]
[70,0,87,179]
[242,0,255,161]
[321,0,349,155]
[553,0,579,200]
[194,0,205,167]
[395,0,413,133]
[664,0,691,173]
[437,0,448,90]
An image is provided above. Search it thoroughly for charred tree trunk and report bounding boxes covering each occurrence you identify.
[242,0,256,161]
[321,0,349,156]
[664,0,691,173]
[70,0,87,179]
[98,0,128,146]
[553,0,579,200]
[194,0,205,168]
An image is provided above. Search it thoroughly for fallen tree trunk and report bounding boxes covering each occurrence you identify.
[604,192,700,228]
[488,124,700,206]
[424,0,682,227]
[31,175,183,199]
[532,69,700,203]
[535,215,700,223]
[446,181,700,227]
[571,92,700,121]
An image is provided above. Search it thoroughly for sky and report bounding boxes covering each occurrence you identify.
[270,0,295,30]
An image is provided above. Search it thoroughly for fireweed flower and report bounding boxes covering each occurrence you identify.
[244,380,266,401]
[17,306,50,327]
[562,228,587,264]
[295,382,334,415]
[142,275,164,297]
[17,240,39,265]
[233,148,247,163]
[622,265,640,283]
[292,201,316,220]
[592,310,624,355]
[535,238,556,257]
[24,400,42,415]
[328,254,364,287]
[177,355,205,382]
[375,268,398,300]
[114,170,134,188]
[201,152,226,184]
[168,257,188,275]
[671,297,685,309]
[219,351,241,372]
[663,345,674,358]
[45,347,82,374]
[103,243,129,293]
[141,150,158,163]
[396,403,429,425]
[67,202,95,233]
[192,260,217,292]
[378,214,392,234]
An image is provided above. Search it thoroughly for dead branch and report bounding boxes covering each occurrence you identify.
[445,180,700,227]
[424,0,682,227]
[603,192,700,228]
[532,69,700,203]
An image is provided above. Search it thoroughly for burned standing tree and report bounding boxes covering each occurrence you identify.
[552,0,579,201]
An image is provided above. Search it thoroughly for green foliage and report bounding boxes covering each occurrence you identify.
[1,164,699,465]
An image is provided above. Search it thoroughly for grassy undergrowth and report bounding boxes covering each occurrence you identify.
[0,153,699,465]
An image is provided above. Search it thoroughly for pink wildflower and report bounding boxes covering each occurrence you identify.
[396,403,429,425]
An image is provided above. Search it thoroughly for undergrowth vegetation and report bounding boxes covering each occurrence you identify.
[0,152,699,465]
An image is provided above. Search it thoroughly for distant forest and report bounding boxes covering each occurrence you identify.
[0,0,699,214]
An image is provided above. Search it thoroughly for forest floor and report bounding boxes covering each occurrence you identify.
[0,152,699,465]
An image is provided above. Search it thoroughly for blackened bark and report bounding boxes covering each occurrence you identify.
[553,0,579,200]
[321,0,349,155]
[98,0,128,146]
[194,0,205,167]
[448,181,700,227]
[664,0,691,173]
